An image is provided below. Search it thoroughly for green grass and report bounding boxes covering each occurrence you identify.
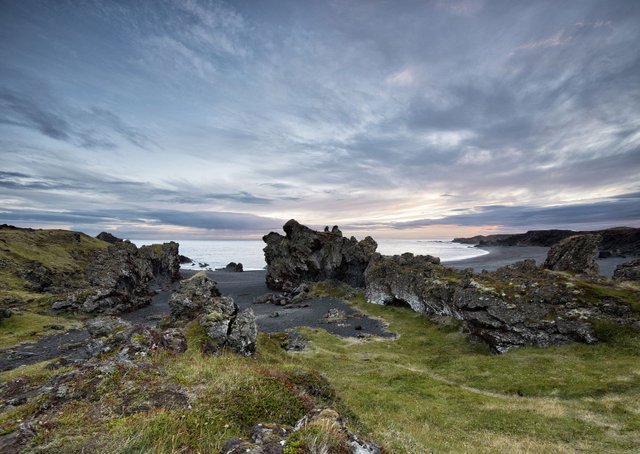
[4,283,640,453]
[257,291,640,453]
[0,228,107,275]
[0,311,82,349]
[0,227,107,298]
[576,280,640,312]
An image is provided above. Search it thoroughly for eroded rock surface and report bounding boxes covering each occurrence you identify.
[170,272,257,355]
[85,316,187,360]
[543,234,602,274]
[613,259,640,281]
[80,241,180,314]
[365,254,635,353]
[263,219,377,291]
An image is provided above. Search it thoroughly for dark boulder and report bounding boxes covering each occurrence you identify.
[218,262,243,272]
[96,232,123,244]
[138,242,181,287]
[170,272,257,355]
[169,272,223,320]
[82,241,153,314]
[543,234,601,274]
[0,308,11,322]
[613,259,640,281]
[263,219,377,291]
[179,255,193,264]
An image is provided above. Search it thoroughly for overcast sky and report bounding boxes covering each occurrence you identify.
[1,0,639,239]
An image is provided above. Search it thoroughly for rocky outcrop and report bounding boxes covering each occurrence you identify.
[138,242,181,286]
[74,240,180,314]
[263,220,377,291]
[365,254,635,353]
[169,272,222,320]
[543,234,601,274]
[218,262,243,272]
[221,408,380,454]
[613,259,640,281]
[179,254,193,264]
[169,272,257,355]
[86,316,187,361]
[50,239,181,315]
[96,232,123,244]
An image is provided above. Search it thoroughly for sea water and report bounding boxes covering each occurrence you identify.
[131,239,488,271]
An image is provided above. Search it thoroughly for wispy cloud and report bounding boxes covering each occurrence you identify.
[1,0,639,237]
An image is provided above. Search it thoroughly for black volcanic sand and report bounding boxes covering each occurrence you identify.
[0,270,393,372]
[444,245,628,278]
[186,270,394,339]
[0,329,90,372]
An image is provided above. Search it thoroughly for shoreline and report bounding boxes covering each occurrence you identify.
[445,245,629,278]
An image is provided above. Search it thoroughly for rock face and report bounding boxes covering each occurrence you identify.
[263,219,378,291]
[78,240,181,314]
[138,242,181,286]
[169,272,257,355]
[169,272,222,320]
[543,234,601,274]
[221,408,380,454]
[365,254,634,353]
[85,316,187,361]
[613,259,640,281]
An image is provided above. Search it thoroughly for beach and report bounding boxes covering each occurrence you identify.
[446,245,628,278]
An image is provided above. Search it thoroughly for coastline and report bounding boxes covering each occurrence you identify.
[446,245,629,278]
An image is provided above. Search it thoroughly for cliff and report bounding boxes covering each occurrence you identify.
[453,226,640,257]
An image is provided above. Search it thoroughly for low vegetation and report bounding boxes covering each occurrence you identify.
[2,274,639,452]
[0,311,81,349]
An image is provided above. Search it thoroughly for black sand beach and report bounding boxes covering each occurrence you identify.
[445,245,628,278]
[187,270,394,339]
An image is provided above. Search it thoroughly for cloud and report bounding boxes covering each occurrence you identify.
[0,76,154,150]
[392,193,640,229]
[0,207,283,233]
[1,0,639,236]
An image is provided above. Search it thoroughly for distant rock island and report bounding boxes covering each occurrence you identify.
[453,226,640,257]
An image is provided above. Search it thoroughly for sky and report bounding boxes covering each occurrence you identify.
[1,0,639,240]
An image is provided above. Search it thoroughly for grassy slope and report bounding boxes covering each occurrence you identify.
[0,227,107,348]
[3,289,638,453]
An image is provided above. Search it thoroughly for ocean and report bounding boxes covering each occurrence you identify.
[131,238,488,271]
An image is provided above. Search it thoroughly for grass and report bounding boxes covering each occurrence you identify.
[0,227,107,301]
[3,280,639,453]
[0,228,107,276]
[0,311,82,349]
[575,280,640,312]
[258,290,640,453]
